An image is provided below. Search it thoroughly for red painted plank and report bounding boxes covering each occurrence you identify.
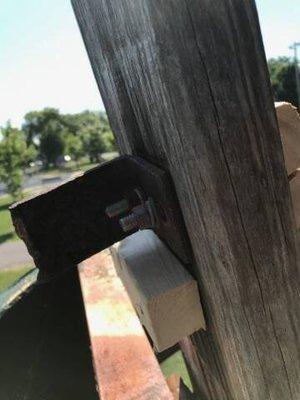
[79,250,173,400]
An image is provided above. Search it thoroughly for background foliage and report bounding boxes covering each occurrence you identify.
[0,110,116,199]
[268,57,299,108]
[22,109,116,166]
[0,124,36,199]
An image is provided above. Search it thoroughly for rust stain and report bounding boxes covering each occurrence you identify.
[166,374,181,400]
[79,250,173,400]
[93,336,171,400]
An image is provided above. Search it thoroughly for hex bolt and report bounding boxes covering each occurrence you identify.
[119,198,158,232]
[105,199,130,218]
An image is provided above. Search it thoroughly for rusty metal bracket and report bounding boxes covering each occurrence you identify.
[10,156,192,282]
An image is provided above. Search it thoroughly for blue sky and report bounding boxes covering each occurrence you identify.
[0,0,299,127]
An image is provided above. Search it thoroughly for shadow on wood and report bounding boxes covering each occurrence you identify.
[0,269,98,400]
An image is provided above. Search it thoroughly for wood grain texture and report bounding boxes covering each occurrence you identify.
[72,1,300,398]
[112,230,205,352]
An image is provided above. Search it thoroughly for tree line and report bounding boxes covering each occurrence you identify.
[0,108,116,199]
[23,108,116,166]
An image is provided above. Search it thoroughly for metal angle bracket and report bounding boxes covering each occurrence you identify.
[10,155,192,282]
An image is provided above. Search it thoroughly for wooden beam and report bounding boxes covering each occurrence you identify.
[72,1,300,398]
[78,250,173,400]
[111,230,205,352]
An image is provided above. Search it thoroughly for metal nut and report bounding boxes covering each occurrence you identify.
[119,198,158,232]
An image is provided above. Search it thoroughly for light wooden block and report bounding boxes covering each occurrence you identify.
[111,230,205,352]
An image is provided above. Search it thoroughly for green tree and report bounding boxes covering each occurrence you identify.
[268,57,298,107]
[0,124,36,200]
[63,110,117,161]
[65,134,84,166]
[22,108,61,147]
[102,131,117,152]
[83,129,106,163]
[98,113,116,151]
[23,108,116,165]
[40,120,66,166]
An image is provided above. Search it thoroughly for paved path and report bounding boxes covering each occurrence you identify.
[0,240,33,270]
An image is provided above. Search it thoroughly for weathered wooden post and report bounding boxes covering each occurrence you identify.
[71,0,300,398]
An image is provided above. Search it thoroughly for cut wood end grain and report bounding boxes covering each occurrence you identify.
[276,102,300,229]
[276,102,300,175]
[111,230,205,352]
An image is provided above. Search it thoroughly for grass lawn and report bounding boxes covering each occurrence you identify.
[0,264,34,292]
[160,350,192,390]
[0,195,18,245]
[79,162,99,172]
[39,152,119,176]
[78,152,119,172]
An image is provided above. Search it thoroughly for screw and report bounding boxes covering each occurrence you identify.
[119,198,158,232]
[105,199,130,218]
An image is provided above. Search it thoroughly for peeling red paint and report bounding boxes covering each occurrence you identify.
[79,250,173,400]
